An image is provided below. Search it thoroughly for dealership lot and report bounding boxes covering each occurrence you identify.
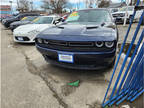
[1,23,143,108]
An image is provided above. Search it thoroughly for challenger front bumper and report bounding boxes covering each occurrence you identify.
[36,45,116,70]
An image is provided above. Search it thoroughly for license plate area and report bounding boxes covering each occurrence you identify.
[58,53,74,63]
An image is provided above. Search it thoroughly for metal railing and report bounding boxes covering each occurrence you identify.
[102,0,144,107]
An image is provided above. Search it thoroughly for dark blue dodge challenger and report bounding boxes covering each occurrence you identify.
[35,9,118,70]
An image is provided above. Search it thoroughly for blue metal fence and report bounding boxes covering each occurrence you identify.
[102,0,144,107]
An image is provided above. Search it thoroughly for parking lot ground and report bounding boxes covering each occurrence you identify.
[1,23,143,108]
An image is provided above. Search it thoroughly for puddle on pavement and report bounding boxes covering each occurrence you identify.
[118,43,136,57]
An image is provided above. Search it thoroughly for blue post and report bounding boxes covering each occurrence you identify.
[102,1,141,106]
[108,30,144,106]
[130,89,144,102]
[123,44,144,90]
[109,12,144,100]
[116,50,144,105]
[116,30,144,95]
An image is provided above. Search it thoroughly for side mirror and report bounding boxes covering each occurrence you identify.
[54,20,60,25]
[54,18,64,25]
[61,18,65,22]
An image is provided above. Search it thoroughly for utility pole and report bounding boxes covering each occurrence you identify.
[85,0,89,8]
[123,0,130,26]
[17,0,19,8]
[9,0,13,14]
[96,0,99,8]
[30,1,33,11]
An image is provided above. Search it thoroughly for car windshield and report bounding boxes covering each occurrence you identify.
[120,7,133,11]
[22,16,38,21]
[21,17,28,21]
[111,9,118,13]
[66,9,111,24]
[33,17,53,24]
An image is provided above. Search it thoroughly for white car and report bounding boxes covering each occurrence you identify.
[13,15,60,43]
[112,6,143,23]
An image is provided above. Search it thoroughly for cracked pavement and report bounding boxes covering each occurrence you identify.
[1,23,143,108]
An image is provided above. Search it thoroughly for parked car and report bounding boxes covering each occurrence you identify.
[112,6,143,23]
[13,15,61,43]
[109,8,119,14]
[10,16,38,31]
[2,13,40,28]
[1,13,19,22]
[35,8,118,70]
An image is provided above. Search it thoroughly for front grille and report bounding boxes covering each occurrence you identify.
[112,13,124,18]
[36,39,115,52]
[69,42,94,47]
[48,40,67,46]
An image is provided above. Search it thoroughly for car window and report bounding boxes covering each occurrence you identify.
[120,7,126,11]
[111,9,118,13]
[23,16,38,21]
[128,7,133,11]
[33,17,53,24]
[120,7,133,11]
[21,17,28,21]
[66,10,112,24]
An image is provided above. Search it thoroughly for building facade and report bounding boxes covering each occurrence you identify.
[0,5,11,18]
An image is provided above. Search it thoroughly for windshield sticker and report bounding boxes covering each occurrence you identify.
[33,18,39,22]
[66,11,79,22]
[21,17,27,21]
[69,11,79,17]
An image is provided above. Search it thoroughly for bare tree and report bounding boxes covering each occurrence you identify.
[134,0,138,5]
[66,2,73,12]
[18,0,30,10]
[89,0,94,8]
[85,0,95,8]
[41,0,67,13]
[98,0,110,8]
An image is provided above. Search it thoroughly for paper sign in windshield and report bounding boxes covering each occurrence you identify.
[67,11,79,21]
[69,11,79,17]
[21,17,28,21]
[33,18,39,22]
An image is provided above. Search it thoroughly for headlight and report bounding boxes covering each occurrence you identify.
[120,13,125,17]
[28,30,40,34]
[95,41,104,47]
[37,38,43,44]
[105,42,114,48]
[43,40,49,44]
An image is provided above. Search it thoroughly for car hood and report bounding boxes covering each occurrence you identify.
[112,11,126,14]
[11,21,31,26]
[6,17,16,21]
[38,23,117,41]
[14,24,53,33]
